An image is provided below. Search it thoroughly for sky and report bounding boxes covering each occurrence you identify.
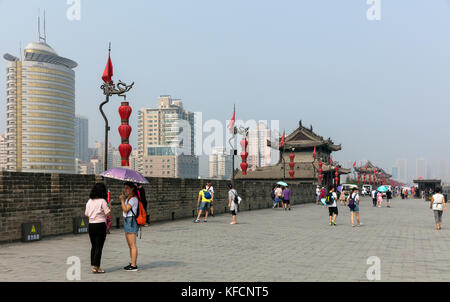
[1,0,450,182]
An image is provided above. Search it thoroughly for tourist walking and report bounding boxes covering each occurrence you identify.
[430,187,446,230]
[326,187,338,226]
[377,190,383,207]
[227,184,239,224]
[206,181,215,217]
[339,190,346,206]
[120,182,140,271]
[386,189,392,208]
[194,185,212,223]
[319,187,326,206]
[316,186,320,205]
[371,189,378,207]
[271,186,278,208]
[275,185,283,208]
[348,188,361,227]
[85,183,111,274]
[283,185,292,211]
[137,184,149,226]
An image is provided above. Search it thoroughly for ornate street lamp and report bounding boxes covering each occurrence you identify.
[99,44,134,171]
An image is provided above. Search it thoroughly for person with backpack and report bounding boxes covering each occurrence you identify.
[271,186,277,208]
[348,187,361,227]
[85,183,111,274]
[120,182,140,272]
[275,186,283,208]
[326,187,338,226]
[227,183,239,225]
[194,185,212,223]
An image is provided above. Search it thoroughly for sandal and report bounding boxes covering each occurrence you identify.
[93,268,105,274]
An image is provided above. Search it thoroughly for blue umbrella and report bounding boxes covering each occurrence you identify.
[377,186,389,193]
[277,181,288,187]
[337,185,343,192]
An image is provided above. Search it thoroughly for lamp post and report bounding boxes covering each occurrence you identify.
[100,79,134,171]
[228,125,249,181]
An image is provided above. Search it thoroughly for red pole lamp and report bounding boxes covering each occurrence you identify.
[240,137,249,175]
[289,151,295,179]
[318,161,323,184]
[334,166,339,186]
[118,101,132,166]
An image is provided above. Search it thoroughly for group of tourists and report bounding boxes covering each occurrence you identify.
[320,186,361,227]
[271,185,292,211]
[85,181,148,274]
[194,181,240,225]
[370,189,392,208]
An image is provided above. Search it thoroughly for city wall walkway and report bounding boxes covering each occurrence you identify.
[1,196,449,282]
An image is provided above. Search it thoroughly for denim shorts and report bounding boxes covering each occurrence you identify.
[350,204,360,212]
[123,216,138,234]
[200,202,211,211]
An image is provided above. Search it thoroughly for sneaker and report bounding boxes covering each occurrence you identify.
[288,208,291,211]
[194,219,200,223]
[123,264,132,270]
[332,220,336,226]
[329,222,332,226]
[125,265,138,272]
[204,220,207,223]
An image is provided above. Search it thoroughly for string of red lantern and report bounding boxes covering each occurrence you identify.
[118,101,132,166]
[240,137,248,175]
[289,152,295,179]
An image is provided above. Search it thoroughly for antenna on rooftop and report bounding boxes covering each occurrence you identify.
[37,9,46,43]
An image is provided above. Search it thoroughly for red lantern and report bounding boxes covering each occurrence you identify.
[240,151,248,161]
[289,170,295,178]
[240,162,248,175]
[240,139,248,149]
[119,102,132,121]
[289,153,295,161]
[118,124,132,139]
[119,143,132,166]
[289,162,295,169]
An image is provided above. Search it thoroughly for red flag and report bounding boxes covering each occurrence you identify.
[102,52,113,83]
[280,130,285,148]
[227,105,236,133]
[313,146,316,159]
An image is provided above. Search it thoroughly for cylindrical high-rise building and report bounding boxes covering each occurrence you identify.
[3,40,77,173]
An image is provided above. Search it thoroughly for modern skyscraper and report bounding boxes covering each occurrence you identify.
[437,159,448,182]
[137,96,198,178]
[391,167,399,180]
[3,22,77,174]
[0,133,7,171]
[75,115,88,162]
[396,159,408,183]
[416,158,427,179]
[209,146,232,179]
[247,123,275,171]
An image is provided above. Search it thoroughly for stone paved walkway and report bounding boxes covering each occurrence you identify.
[1,197,449,282]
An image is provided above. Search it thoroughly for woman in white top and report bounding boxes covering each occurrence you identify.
[120,182,140,271]
[85,183,111,274]
[430,187,446,230]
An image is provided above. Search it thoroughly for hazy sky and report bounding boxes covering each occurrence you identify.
[1,0,450,181]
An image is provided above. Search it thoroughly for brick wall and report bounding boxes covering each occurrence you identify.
[0,171,315,243]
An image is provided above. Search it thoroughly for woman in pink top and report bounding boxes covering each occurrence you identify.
[85,183,111,274]
[377,190,383,207]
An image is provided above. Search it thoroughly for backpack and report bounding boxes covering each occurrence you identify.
[348,194,357,210]
[325,192,334,205]
[203,189,212,200]
[232,189,239,204]
[129,196,147,227]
